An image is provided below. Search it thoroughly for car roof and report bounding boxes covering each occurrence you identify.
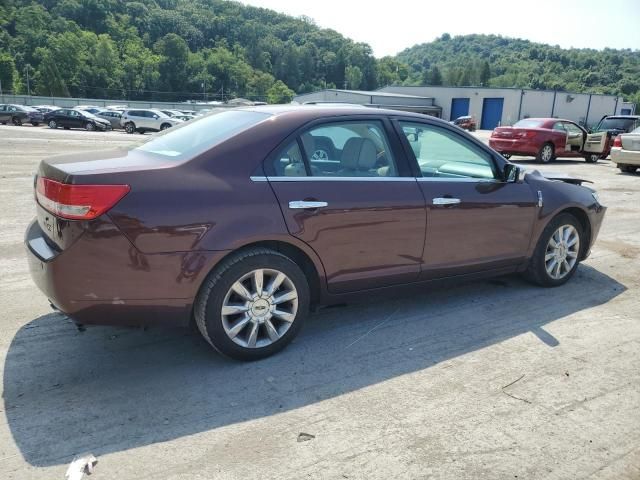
[237,104,441,122]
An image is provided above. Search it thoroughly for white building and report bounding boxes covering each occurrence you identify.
[294,87,636,129]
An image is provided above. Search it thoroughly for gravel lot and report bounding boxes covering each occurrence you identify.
[0,125,639,479]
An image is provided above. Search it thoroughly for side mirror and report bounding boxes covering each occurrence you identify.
[503,163,520,182]
[153,115,159,119]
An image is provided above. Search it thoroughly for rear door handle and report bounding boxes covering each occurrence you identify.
[289,200,328,209]
[433,197,461,205]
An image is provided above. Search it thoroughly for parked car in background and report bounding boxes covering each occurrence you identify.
[95,109,124,129]
[489,118,608,163]
[160,109,185,118]
[44,108,112,131]
[0,104,44,126]
[450,115,476,131]
[120,109,183,134]
[76,106,104,115]
[25,106,606,360]
[611,127,640,174]
[590,115,640,159]
[32,105,60,114]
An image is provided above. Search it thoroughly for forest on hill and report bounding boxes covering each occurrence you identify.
[0,1,638,105]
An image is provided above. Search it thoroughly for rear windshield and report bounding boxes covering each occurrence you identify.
[134,110,271,159]
[595,117,636,132]
[514,119,545,128]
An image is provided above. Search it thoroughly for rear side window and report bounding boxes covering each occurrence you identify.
[135,110,270,159]
[271,141,308,177]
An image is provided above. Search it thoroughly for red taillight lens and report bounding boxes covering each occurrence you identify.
[613,135,622,148]
[36,177,130,220]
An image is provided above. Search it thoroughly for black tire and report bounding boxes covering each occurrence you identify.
[501,153,512,160]
[85,122,95,131]
[620,164,638,173]
[194,248,310,361]
[63,126,70,130]
[12,116,22,126]
[124,122,136,134]
[160,123,171,131]
[31,122,39,126]
[48,120,57,129]
[536,142,555,163]
[523,213,584,287]
[584,153,600,163]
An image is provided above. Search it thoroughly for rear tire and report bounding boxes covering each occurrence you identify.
[12,116,22,126]
[585,153,600,163]
[536,142,555,163]
[620,164,638,173]
[194,248,310,361]
[31,122,40,126]
[160,123,171,131]
[523,213,584,287]
[124,122,136,134]
[48,120,57,129]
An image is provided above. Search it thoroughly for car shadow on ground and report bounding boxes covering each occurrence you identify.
[3,265,626,466]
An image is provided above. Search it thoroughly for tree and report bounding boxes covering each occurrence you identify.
[0,54,17,93]
[428,66,442,85]
[267,80,295,104]
[154,33,189,92]
[345,65,363,89]
[479,61,491,86]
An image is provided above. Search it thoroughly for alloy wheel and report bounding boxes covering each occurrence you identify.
[545,224,580,280]
[48,120,57,129]
[221,268,298,349]
[540,144,553,163]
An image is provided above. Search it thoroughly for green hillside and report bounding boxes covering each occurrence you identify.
[396,34,640,104]
[0,2,638,105]
[0,0,389,102]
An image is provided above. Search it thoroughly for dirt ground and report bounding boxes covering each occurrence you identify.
[0,125,638,479]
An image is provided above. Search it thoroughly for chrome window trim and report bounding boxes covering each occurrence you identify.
[250,176,416,182]
[417,177,500,183]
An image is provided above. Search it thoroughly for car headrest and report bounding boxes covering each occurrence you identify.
[341,138,377,171]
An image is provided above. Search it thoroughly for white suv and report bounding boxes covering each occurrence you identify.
[120,109,183,134]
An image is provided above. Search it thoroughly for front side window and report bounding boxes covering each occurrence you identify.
[400,122,497,180]
[563,122,583,135]
[553,122,566,131]
[301,121,399,177]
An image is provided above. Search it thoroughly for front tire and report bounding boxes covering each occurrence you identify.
[537,142,555,163]
[160,123,171,131]
[31,122,40,126]
[194,248,310,361]
[523,213,583,287]
[85,122,96,131]
[48,120,58,129]
[12,116,22,126]
[124,122,136,134]
[501,153,512,160]
[585,153,600,163]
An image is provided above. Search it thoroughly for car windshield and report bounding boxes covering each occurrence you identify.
[134,110,271,158]
[595,118,636,132]
[80,111,99,119]
[514,119,545,128]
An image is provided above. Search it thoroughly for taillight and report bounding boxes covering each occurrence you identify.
[613,135,622,148]
[515,130,536,139]
[36,177,130,220]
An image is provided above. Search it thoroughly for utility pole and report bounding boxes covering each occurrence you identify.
[25,64,31,96]
[202,80,206,102]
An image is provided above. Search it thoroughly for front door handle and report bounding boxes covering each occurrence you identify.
[289,200,328,209]
[433,197,461,205]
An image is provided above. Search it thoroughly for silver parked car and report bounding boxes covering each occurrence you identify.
[95,110,124,129]
[612,127,640,174]
[120,109,183,134]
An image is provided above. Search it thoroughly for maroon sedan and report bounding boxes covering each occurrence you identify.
[489,118,609,163]
[25,106,606,360]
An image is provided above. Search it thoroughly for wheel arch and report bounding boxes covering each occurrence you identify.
[555,207,592,260]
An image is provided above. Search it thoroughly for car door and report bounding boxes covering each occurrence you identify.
[396,120,538,279]
[563,121,587,154]
[264,118,427,294]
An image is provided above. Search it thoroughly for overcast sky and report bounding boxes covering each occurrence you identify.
[241,0,640,57]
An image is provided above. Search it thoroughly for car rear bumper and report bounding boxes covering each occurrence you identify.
[611,147,640,166]
[25,216,228,327]
[489,138,538,156]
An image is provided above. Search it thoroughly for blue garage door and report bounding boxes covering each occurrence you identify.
[450,98,470,120]
[480,98,504,130]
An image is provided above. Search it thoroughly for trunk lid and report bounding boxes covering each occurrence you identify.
[621,133,640,151]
